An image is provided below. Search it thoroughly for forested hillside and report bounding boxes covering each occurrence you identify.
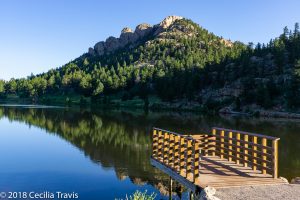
[1,16,300,113]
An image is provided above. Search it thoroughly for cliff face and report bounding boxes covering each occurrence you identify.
[88,16,183,56]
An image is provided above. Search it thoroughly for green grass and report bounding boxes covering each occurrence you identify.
[101,94,163,108]
[39,93,91,106]
[112,96,145,107]
[0,94,31,104]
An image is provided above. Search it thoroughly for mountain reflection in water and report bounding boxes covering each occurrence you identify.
[0,106,299,199]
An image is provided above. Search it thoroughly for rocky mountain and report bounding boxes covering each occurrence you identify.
[1,16,300,114]
[88,16,183,56]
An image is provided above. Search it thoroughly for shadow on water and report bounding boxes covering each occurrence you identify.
[0,106,299,198]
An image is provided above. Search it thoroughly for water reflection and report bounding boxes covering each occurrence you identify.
[0,106,299,199]
[0,107,185,199]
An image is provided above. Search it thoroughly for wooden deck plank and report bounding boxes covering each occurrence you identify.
[151,155,287,190]
[194,156,286,188]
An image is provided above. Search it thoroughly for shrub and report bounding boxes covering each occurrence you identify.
[125,190,156,200]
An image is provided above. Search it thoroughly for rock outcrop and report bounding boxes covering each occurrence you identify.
[94,41,105,55]
[135,23,152,37]
[90,16,183,56]
[160,15,183,29]
[154,15,183,35]
[119,27,137,46]
[220,38,233,47]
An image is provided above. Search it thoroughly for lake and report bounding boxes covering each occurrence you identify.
[0,105,299,199]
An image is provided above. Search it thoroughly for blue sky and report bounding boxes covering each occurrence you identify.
[0,0,299,80]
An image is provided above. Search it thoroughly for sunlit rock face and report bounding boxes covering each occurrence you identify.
[119,27,137,45]
[135,23,152,37]
[90,16,183,56]
[154,15,183,35]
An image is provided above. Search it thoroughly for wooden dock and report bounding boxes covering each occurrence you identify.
[150,127,287,191]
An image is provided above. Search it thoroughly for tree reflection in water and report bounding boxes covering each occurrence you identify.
[0,106,299,197]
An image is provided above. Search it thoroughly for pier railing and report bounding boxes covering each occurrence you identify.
[151,128,202,183]
[151,127,280,183]
[211,127,279,178]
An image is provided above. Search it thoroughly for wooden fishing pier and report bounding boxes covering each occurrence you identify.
[150,127,287,192]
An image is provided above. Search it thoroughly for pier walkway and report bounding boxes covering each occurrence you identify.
[150,127,287,192]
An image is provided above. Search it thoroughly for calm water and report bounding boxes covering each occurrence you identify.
[0,106,299,199]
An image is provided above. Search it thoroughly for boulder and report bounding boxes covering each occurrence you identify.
[198,186,220,200]
[291,177,300,184]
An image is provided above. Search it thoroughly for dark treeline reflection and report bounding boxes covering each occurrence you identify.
[0,106,299,189]
[0,106,181,196]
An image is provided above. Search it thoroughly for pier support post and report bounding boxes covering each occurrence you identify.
[168,177,173,200]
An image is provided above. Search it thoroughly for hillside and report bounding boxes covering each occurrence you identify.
[0,16,300,114]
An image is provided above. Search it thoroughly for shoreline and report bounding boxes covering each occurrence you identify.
[1,99,300,120]
[220,109,300,119]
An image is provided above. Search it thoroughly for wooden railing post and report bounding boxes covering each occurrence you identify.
[152,129,158,157]
[179,137,186,177]
[204,134,208,156]
[228,131,233,162]
[272,140,278,178]
[220,130,225,159]
[174,135,180,172]
[168,134,175,168]
[193,141,200,182]
[190,140,196,182]
[186,139,193,178]
[157,130,163,161]
[236,133,241,165]
[262,138,267,174]
[252,136,257,171]
[244,134,249,167]
[212,129,216,156]
[163,132,169,164]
